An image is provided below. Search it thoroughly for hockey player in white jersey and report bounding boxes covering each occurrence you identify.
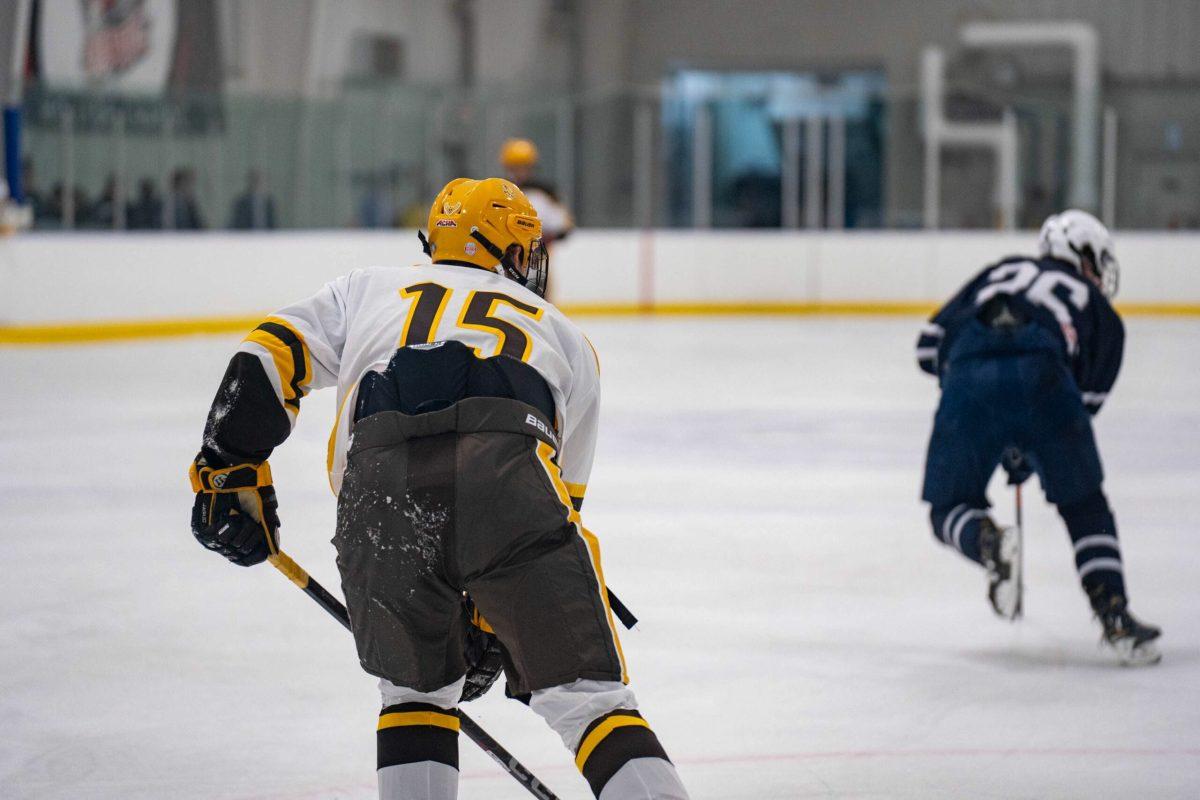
[188,177,689,799]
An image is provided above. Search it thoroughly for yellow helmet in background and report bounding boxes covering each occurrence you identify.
[499,138,539,169]
[422,177,550,296]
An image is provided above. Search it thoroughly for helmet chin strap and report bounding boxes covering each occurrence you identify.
[471,228,531,287]
[469,228,508,262]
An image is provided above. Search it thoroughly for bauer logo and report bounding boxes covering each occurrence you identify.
[525,413,558,446]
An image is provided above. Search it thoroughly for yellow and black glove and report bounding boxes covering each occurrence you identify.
[188,455,281,567]
[460,596,506,703]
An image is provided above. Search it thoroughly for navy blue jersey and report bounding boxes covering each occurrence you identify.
[916,255,1124,414]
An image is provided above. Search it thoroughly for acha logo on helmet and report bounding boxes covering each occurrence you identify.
[435,218,457,227]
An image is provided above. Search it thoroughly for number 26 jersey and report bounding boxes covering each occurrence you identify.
[914,255,1124,415]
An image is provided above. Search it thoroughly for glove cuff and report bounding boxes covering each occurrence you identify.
[189,459,273,492]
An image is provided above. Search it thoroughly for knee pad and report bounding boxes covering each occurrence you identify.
[380,676,464,710]
[529,678,638,750]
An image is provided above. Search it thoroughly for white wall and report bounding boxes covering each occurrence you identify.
[1,230,1198,327]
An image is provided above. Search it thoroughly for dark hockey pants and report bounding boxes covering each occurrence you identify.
[333,396,627,696]
[922,350,1125,601]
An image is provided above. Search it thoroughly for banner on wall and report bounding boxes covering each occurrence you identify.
[38,0,178,92]
[27,0,224,134]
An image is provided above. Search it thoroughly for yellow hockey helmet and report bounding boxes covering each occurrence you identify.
[499,138,539,169]
[421,177,549,296]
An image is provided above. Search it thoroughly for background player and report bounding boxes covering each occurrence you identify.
[499,137,574,245]
[187,177,689,799]
[915,210,1161,666]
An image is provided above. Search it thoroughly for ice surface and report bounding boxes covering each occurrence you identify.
[1,316,1198,799]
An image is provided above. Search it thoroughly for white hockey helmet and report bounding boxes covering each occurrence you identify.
[1037,209,1119,297]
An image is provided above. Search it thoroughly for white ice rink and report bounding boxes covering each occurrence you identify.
[2,316,1198,799]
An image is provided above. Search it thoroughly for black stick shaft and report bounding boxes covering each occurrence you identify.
[268,552,561,800]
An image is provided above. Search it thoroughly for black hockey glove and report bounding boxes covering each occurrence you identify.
[189,455,281,567]
[460,596,505,703]
[1001,447,1033,486]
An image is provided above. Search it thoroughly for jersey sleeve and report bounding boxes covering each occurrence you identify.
[557,333,601,511]
[915,319,945,375]
[201,275,351,465]
[916,268,989,376]
[1075,297,1124,415]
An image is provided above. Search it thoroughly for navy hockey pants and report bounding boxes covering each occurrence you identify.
[922,350,1103,514]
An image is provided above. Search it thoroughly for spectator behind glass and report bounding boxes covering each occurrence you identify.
[90,174,124,229]
[357,171,396,228]
[22,158,47,224]
[42,183,92,228]
[127,178,163,229]
[228,169,277,230]
[167,168,205,230]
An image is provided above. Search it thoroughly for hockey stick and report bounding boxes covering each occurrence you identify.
[267,551,562,800]
[1014,484,1025,619]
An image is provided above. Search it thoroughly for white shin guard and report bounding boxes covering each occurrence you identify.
[529,678,640,750]
[378,761,459,800]
[599,758,690,800]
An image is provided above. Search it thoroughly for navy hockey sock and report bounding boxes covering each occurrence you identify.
[376,703,460,799]
[1058,490,1126,607]
[930,503,989,564]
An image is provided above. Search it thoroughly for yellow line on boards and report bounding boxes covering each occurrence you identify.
[2,303,1199,346]
[0,315,263,345]
[560,301,942,317]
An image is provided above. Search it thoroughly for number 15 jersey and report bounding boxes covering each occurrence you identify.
[230,263,600,504]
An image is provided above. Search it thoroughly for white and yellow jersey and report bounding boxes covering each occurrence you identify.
[239,263,600,503]
[523,186,573,241]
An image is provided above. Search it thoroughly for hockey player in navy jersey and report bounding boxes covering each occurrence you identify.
[916,210,1161,665]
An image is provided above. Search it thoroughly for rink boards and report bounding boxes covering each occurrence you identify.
[2,229,1200,344]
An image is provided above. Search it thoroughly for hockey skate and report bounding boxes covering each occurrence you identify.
[1095,596,1162,666]
[979,518,1022,620]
